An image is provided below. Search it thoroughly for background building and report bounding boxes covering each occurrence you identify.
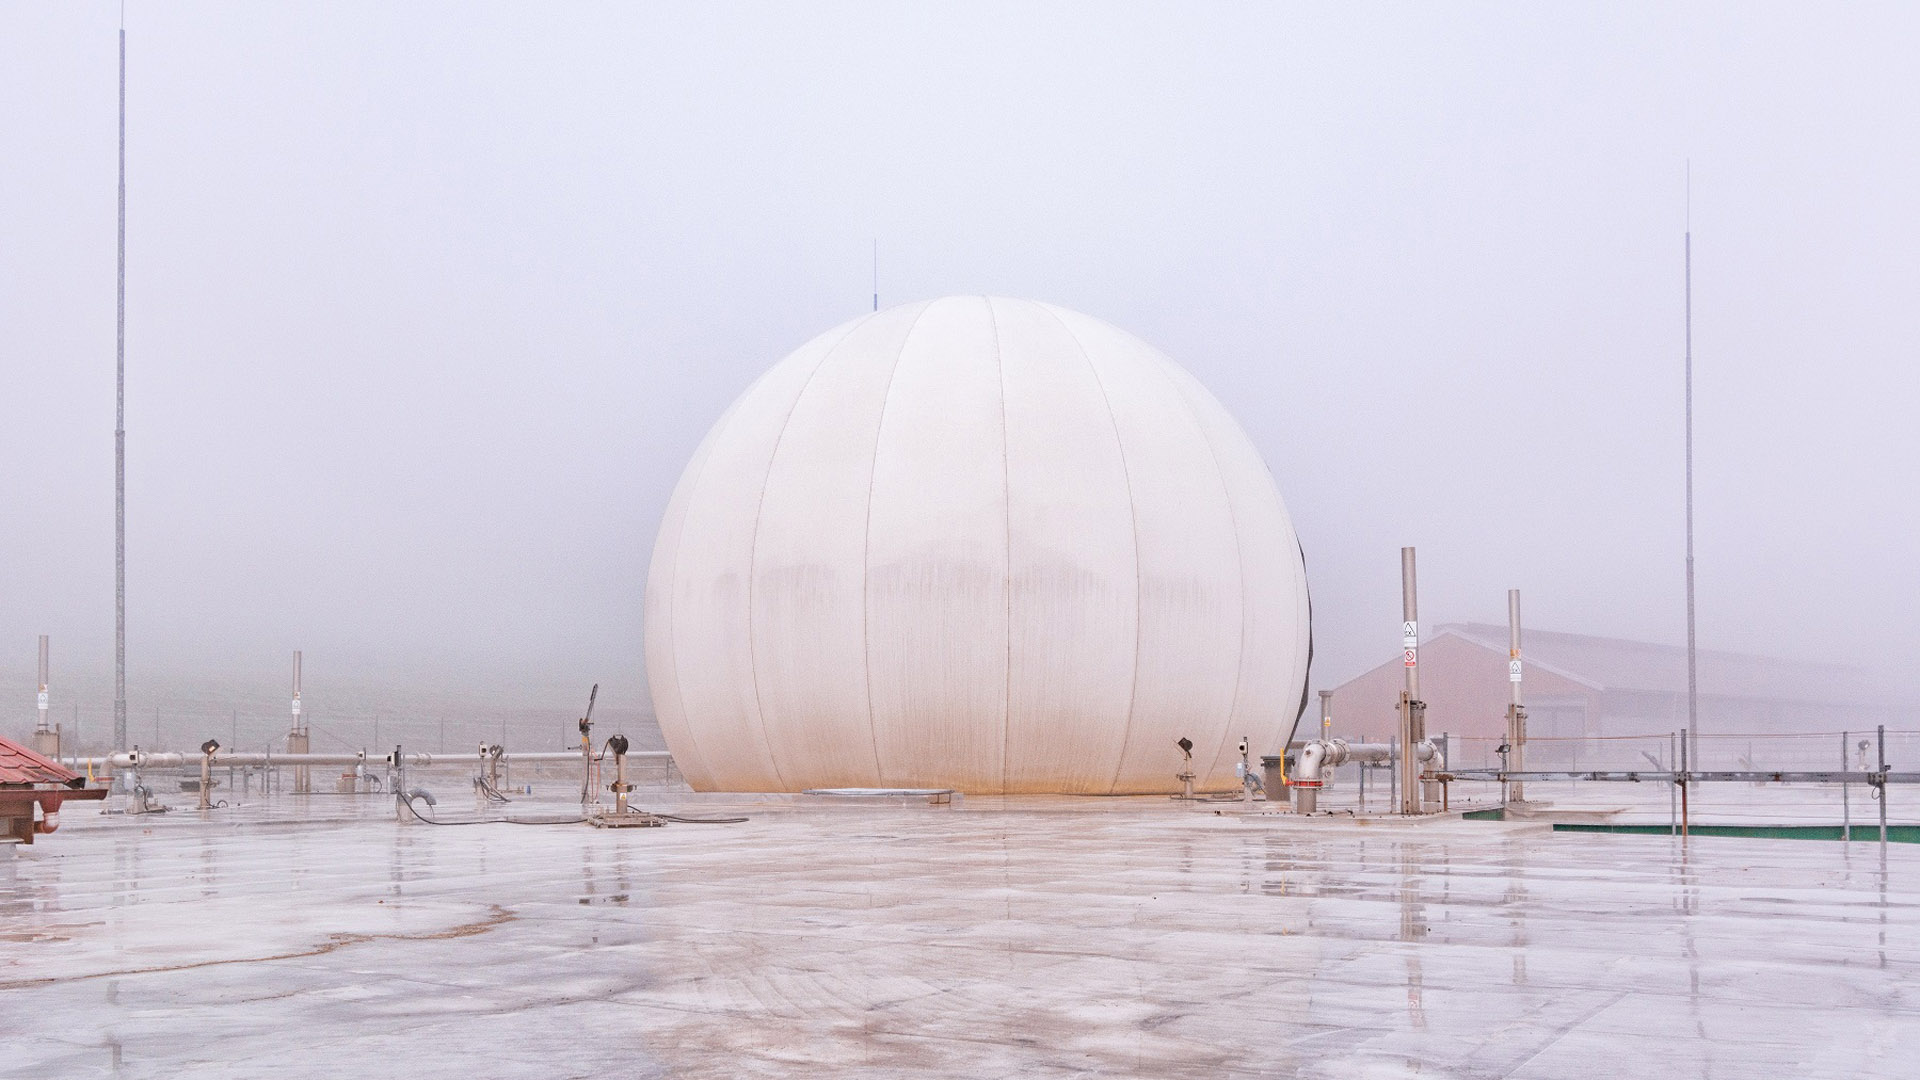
[1324,623,1906,768]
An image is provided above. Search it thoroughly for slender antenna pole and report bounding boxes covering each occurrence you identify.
[871,239,878,312]
[1506,590,1525,804]
[113,17,129,755]
[1684,165,1698,765]
[1398,547,1421,815]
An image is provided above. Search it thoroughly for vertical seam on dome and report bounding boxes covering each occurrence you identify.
[987,297,1012,794]
[744,314,877,790]
[1152,363,1250,791]
[1039,305,1142,796]
[664,373,795,788]
[860,300,940,785]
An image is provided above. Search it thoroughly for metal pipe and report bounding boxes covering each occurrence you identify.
[1399,547,1421,815]
[36,635,50,733]
[1450,768,1920,784]
[1293,739,1440,815]
[578,684,599,806]
[1389,736,1398,811]
[1679,728,1689,838]
[1357,732,1366,806]
[32,635,59,759]
[1842,730,1850,842]
[198,742,215,811]
[608,734,633,815]
[113,20,127,765]
[1295,741,1327,814]
[1878,725,1888,849]
[1507,590,1526,805]
[1238,739,1256,804]
[1684,219,1699,770]
[288,651,310,794]
[393,743,407,821]
[91,749,665,770]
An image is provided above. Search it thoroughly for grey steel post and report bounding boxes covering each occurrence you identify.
[1684,207,1699,767]
[1679,727,1689,838]
[36,635,50,731]
[1842,730,1850,842]
[1399,547,1422,814]
[1388,735,1398,812]
[112,20,128,763]
[287,651,310,794]
[33,635,60,758]
[612,735,632,815]
[1316,690,1333,806]
[1669,732,1677,836]
[198,740,215,812]
[1506,590,1526,805]
[1353,732,1364,806]
[1877,725,1887,849]
[579,684,599,807]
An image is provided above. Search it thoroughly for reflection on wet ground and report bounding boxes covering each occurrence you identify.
[1,796,1914,1078]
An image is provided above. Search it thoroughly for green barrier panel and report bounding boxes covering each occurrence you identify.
[1550,822,1920,843]
[1459,809,1915,842]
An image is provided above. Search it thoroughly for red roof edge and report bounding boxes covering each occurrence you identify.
[0,735,86,787]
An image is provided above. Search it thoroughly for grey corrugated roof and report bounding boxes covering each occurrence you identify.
[1435,623,1870,704]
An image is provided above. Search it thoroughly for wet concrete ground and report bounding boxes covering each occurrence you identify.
[2,792,1916,1078]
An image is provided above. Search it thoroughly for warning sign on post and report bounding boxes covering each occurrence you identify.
[1402,621,1418,649]
[1404,649,1417,667]
[1509,660,1523,683]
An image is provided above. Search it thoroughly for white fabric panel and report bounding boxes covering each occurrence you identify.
[750,303,932,787]
[667,318,866,791]
[1047,306,1244,794]
[643,392,736,788]
[1161,361,1312,789]
[997,298,1138,793]
[865,297,1010,790]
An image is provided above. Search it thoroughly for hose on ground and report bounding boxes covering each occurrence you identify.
[399,792,746,826]
[400,792,585,826]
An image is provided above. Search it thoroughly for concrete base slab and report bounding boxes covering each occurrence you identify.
[2,793,1915,1078]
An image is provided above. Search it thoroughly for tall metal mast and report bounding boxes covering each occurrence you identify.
[113,17,129,755]
[1398,547,1422,815]
[1684,172,1698,763]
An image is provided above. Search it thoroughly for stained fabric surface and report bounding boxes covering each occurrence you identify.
[644,297,1309,794]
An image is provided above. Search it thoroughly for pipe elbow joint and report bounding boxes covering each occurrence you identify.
[1294,741,1329,785]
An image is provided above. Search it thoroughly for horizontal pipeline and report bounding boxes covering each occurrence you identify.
[62,750,673,770]
[1446,769,1920,784]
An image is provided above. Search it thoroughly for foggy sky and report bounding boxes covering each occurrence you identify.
[4,1,1918,738]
